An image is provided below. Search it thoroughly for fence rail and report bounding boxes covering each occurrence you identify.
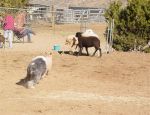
[0,7,106,25]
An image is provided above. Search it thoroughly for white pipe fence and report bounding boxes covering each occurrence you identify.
[0,7,106,25]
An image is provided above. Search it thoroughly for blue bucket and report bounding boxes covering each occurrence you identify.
[53,44,61,51]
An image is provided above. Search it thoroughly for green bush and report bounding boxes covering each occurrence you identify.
[105,0,150,52]
[113,35,135,51]
[143,47,150,53]
[113,34,148,51]
[0,0,29,7]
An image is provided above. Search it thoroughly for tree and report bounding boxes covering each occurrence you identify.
[104,0,122,31]
[105,0,150,52]
[0,0,29,8]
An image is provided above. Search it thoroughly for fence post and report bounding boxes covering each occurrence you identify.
[110,18,114,52]
[105,18,114,53]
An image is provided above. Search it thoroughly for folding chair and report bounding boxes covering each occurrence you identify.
[0,34,5,48]
[13,30,24,43]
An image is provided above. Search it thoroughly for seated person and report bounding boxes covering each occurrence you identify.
[13,26,35,42]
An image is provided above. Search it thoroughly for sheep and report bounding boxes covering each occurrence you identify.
[74,32,102,57]
[65,30,99,55]
[0,33,5,48]
[16,52,52,88]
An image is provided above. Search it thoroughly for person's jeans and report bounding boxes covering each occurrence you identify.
[4,30,13,48]
[0,42,2,48]
[22,29,35,42]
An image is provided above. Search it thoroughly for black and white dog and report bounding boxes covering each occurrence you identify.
[16,52,52,88]
[0,33,5,48]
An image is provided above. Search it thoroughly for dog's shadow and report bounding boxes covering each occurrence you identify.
[58,51,76,55]
[58,51,88,56]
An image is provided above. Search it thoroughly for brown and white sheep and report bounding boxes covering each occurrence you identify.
[65,29,100,55]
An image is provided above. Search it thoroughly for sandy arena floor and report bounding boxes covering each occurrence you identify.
[0,23,149,115]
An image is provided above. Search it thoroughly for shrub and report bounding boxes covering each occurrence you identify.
[105,0,150,52]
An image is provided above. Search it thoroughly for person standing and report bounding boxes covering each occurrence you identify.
[3,12,14,48]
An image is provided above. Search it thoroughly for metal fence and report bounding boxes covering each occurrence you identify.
[0,6,51,25]
[56,8,105,24]
[0,6,106,25]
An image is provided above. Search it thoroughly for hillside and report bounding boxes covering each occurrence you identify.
[54,0,127,8]
[29,0,127,8]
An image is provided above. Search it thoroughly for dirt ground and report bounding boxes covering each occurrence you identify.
[0,23,149,115]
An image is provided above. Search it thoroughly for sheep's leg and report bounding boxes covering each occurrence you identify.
[98,48,102,57]
[78,48,82,56]
[78,47,83,56]
[85,47,89,56]
[92,49,98,56]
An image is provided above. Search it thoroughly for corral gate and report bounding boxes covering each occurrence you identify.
[56,8,105,24]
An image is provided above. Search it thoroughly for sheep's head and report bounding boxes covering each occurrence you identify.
[75,32,82,38]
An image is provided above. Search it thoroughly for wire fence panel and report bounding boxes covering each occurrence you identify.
[0,7,106,25]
